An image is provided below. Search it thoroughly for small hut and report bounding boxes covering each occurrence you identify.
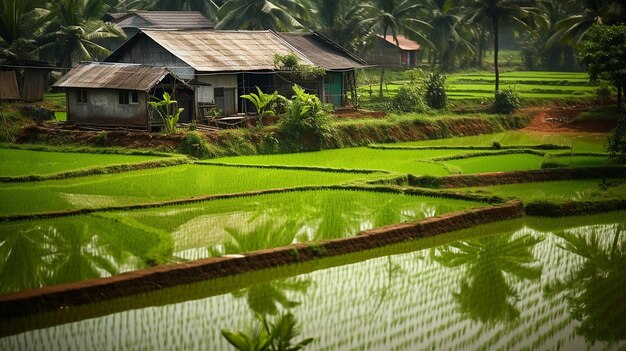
[52,62,191,130]
[366,34,421,68]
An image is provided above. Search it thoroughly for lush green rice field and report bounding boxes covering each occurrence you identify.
[3,212,623,350]
[0,165,377,215]
[210,147,462,174]
[0,148,164,177]
[392,131,608,152]
[461,179,626,202]
[0,190,480,293]
[358,71,596,100]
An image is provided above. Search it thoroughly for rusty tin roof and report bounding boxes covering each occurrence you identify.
[113,11,214,29]
[52,62,174,91]
[277,32,367,70]
[378,34,421,51]
[140,29,315,72]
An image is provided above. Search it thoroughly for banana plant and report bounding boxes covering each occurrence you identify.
[241,86,279,126]
[149,92,184,134]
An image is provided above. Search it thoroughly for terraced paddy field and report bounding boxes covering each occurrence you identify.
[0,190,480,294]
[0,165,378,215]
[461,179,626,202]
[358,71,596,101]
[2,212,624,350]
[0,148,168,177]
[390,131,608,152]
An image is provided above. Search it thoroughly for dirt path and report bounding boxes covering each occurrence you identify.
[522,106,616,133]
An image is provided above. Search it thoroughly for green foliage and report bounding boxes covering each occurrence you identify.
[221,312,313,351]
[274,53,325,81]
[580,25,626,84]
[492,141,502,150]
[407,175,443,189]
[607,117,626,163]
[242,87,280,126]
[279,85,335,152]
[149,92,184,134]
[424,72,448,109]
[93,131,108,147]
[391,85,427,113]
[492,88,521,114]
[178,132,211,159]
[541,157,568,169]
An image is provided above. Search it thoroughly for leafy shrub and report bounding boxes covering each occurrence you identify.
[424,72,448,109]
[492,88,521,114]
[241,86,280,127]
[492,141,502,150]
[407,174,443,188]
[607,116,626,163]
[391,84,427,113]
[525,200,563,217]
[267,94,289,116]
[279,85,335,152]
[541,158,568,169]
[595,81,614,103]
[179,132,211,159]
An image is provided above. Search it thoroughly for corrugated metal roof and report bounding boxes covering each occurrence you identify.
[113,11,214,29]
[52,62,172,91]
[378,34,421,51]
[278,32,366,70]
[142,30,314,72]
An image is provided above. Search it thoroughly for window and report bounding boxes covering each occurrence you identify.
[77,90,88,103]
[119,91,139,105]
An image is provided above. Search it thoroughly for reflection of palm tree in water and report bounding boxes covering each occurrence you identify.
[233,277,313,316]
[0,226,54,293]
[432,233,544,324]
[545,224,626,344]
[0,224,120,292]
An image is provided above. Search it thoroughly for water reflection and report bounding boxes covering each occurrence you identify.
[2,217,626,350]
[546,224,626,344]
[431,232,544,325]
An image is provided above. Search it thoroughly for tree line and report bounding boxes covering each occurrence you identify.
[0,0,624,93]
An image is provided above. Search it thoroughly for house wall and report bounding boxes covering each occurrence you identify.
[116,36,195,80]
[67,88,147,127]
[195,75,238,103]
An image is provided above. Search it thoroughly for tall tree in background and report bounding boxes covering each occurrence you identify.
[359,0,431,98]
[427,0,474,71]
[463,0,540,92]
[0,0,49,62]
[215,0,306,30]
[38,0,126,67]
[307,0,370,55]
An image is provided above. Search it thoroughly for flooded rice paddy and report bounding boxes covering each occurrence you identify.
[0,190,479,294]
[1,212,624,350]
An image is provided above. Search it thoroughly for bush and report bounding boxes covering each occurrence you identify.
[391,84,427,113]
[492,141,502,150]
[424,72,447,109]
[596,81,614,104]
[492,88,521,114]
[179,132,211,158]
[279,85,335,152]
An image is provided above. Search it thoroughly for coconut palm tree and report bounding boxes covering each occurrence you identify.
[359,0,432,98]
[462,0,541,92]
[215,0,306,30]
[38,0,126,67]
[0,0,49,62]
[306,0,370,54]
[432,233,544,324]
[427,0,475,71]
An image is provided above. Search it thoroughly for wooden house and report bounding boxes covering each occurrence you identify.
[52,62,191,129]
[105,29,366,119]
[366,34,421,68]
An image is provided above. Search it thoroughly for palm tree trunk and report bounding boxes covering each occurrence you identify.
[379,26,388,99]
[493,16,500,93]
